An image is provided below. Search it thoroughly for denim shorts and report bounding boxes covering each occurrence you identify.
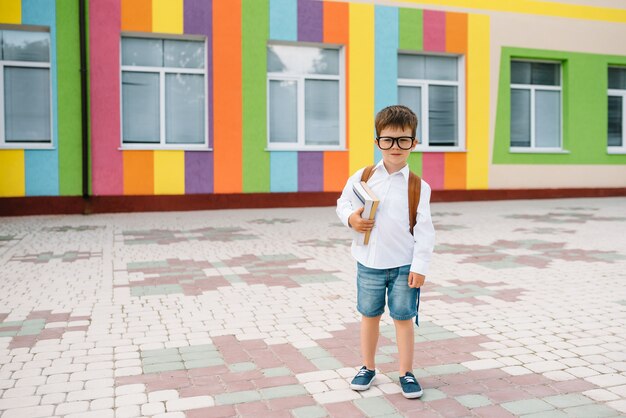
[356,262,421,325]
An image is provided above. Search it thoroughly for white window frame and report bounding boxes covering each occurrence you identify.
[120,32,209,151]
[608,67,626,154]
[397,52,465,153]
[510,59,565,154]
[266,41,346,152]
[0,25,54,150]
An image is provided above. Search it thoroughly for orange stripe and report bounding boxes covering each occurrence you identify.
[445,12,467,189]
[323,1,350,188]
[323,152,349,192]
[213,0,242,193]
[121,0,152,32]
[123,151,154,195]
[444,153,466,189]
[445,12,467,53]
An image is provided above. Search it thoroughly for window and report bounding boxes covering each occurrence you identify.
[397,53,465,150]
[608,67,626,152]
[510,60,562,151]
[267,43,344,150]
[0,28,52,148]
[121,35,207,148]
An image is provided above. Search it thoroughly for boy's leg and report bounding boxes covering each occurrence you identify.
[394,318,414,375]
[361,315,382,370]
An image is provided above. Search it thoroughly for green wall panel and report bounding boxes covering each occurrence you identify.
[494,47,626,165]
[56,0,83,195]
[242,0,270,192]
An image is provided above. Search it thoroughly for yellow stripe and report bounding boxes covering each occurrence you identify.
[348,3,375,175]
[152,0,183,34]
[0,0,21,24]
[153,151,185,194]
[395,0,626,23]
[0,150,25,197]
[466,14,489,190]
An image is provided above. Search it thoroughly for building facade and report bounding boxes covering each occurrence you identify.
[1,0,625,213]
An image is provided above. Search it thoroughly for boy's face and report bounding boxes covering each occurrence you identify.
[376,126,417,168]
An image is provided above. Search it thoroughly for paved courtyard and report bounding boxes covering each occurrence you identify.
[0,197,625,418]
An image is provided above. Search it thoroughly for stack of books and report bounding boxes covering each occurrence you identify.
[352,181,379,245]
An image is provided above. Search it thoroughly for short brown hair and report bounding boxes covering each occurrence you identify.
[375,105,418,137]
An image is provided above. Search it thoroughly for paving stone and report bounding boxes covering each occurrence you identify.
[354,397,397,416]
[291,405,329,418]
[214,390,261,405]
[501,399,555,415]
[543,393,594,408]
[455,394,492,408]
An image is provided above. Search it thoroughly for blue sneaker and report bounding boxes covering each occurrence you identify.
[399,372,423,398]
[350,366,376,390]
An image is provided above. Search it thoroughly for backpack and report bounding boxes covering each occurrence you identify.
[360,165,422,235]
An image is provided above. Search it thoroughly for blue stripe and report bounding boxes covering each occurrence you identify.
[270,0,297,41]
[374,6,399,165]
[23,0,59,196]
[270,152,298,192]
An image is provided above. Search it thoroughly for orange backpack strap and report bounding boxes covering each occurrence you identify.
[360,165,376,183]
[408,171,422,235]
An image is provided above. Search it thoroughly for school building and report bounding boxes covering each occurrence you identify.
[0,0,625,215]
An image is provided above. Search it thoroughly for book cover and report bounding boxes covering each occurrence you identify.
[352,181,380,245]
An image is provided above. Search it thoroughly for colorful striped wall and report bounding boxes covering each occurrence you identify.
[89,0,488,196]
[1,0,489,198]
[0,0,82,198]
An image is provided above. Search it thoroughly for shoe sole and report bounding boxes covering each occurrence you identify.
[350,381,374,391]
[402,389,423,399]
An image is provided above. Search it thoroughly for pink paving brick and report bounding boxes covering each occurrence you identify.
[188,365,229,377]
[482,377,514,391]
[8,335,37,349]
[186,405,237,418]
[473,405,517,418]
[384,393,428,414]
[523,384,562,397]
[252,375,298,389]
[246,349,283,368]
[212,335,252,363]
[550,378,596,393]
[429,398,472,418]
[25,310,51,320]
[440,382,486,396]
[241,410,291,418]
[220,370,264,383]
[46,312,71,322]
[179,384,224,397]
[269,344,317,374]
[325,401,370,418]
[266,395,316,411]
[240,339,268,350]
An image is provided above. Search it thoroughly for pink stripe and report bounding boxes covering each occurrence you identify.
[423,10,446,52]
[90,0,123,195]
[422,153,445,190]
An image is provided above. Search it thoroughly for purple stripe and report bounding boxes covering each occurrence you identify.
[298,0,323,42]
[185,152,213,194]
[184,0,214,193]
[298,152,323,192]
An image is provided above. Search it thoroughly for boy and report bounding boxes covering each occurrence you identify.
[336,105,435,399]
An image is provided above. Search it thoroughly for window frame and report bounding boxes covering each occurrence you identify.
[0,25,54,150]
[266,40,346,152]
[119,32,210,151]
[509,58,565,154]
[608,66,626,154]
[397,51,466,153]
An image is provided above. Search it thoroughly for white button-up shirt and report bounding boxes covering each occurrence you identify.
[336,160,436,276]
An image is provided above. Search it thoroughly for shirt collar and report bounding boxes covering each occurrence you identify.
[375,159,410,181]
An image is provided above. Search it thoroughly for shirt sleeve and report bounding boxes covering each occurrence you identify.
[410,180,436,276]
[336,168,365,228]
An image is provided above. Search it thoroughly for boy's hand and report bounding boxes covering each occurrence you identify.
[348,207,375,233]
[408,272,425,288]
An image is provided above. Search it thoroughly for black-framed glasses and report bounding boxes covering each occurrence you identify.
[376,136,416,150]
